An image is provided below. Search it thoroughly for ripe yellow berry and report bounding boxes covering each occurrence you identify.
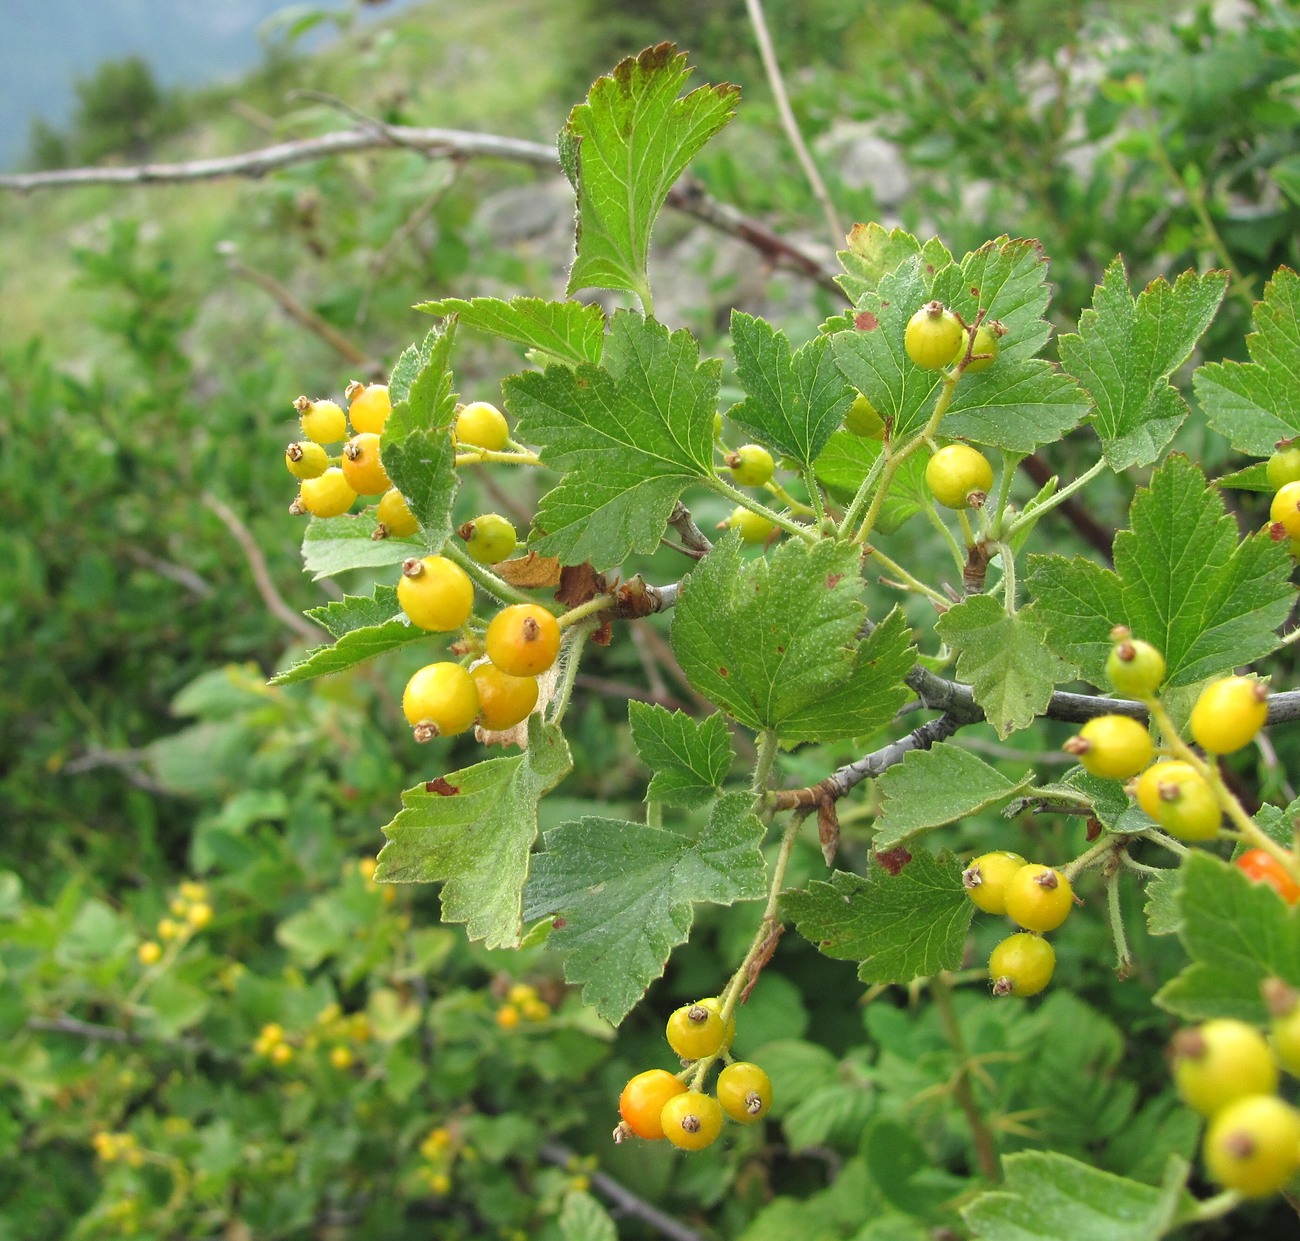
[295,468,357,519]
[1065,714,1153,779]
[989,932,1055,997]
[471,662,538,731]
[396,556,475,632]
[962,851,1028,915]
[341,432,391,496]
[666,1002,727,1061]
[157,918,181,941]
[1204,1095,1300,1197]
[716,1062,772,1123]
[1135,761,1221,841]
[329,1045,355,1070]
[295,396,347,445]
[137,941,162,966]
[660,1090,724,1151]
[1188,676,1269,755]
[402,663,480,742]
[1270,481,1300,539]
[925,444,994,509]
[271,1042,294,1066]
[521,998,551,1022]
[455,401,510,451]
[285,440,330,480]
[186,902,213,929]
[1003,864,1074,933]
[1171,1020,1278,1117]
[345,381,391,435]
[485,604,562,678]
[375,488,419,539]
[496,1004,521,1030]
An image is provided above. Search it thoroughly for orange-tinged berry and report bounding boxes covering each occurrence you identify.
[485,604,561,677]
[1237,848,1300,905]
[397,556,474,632]
[471,662,538,731]
[619,1069,687,1140]
[345,381,391,434]
[341,432,391,496]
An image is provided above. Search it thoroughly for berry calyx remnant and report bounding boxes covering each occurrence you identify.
[989,932,1055,997]
[904,301,964,370]
[618,1070,686,1141]
[1171,1019,1279,1117]
[294,395,348,445]
[726,444,776,488]
[345,381,391,435]
[925,444,994,509]
[485,604,561,677]
[470,663,538,731]
[375,489,419,539]
[1104,628,1165,697]
[1188,675,1268,754]
[455,401,510,452]
[962,851,1027,915]
[459,513,518,565]
[1065,714,1153,779]
[285,440,330,480]
[1134,761,1221,840]
[716,1062,772,1124]
[396,556,475,632]
[1003,864,1074,933]
[660,1091,724,1152]
[294,468,357,518]
[401,663,480,741]
[341,432,392,496]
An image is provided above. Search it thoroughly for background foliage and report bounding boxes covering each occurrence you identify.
[4,0,1300,1237]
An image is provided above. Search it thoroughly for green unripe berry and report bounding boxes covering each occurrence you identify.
[726,507,776,545]
[961,322,1001,373]
[1104,628,1165,697]
[1266,446,1300,491]
[727,444,775,488]
[844,392,885,439]
[459,513,518,565]
[1135,761,1221,841]
[904,301,964,370]
[285,440,330,480]
[925,444,994,509]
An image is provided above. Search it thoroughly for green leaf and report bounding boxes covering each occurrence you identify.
[1155,851,1300,1023]
[375,717,572,949]
[835,222,951,304]
[271,615,425,685]
[504,311,717,569]
[1031,767,1141,832]
[728,312,855,469]
[1194,268,1300,455]
[964,1151,1189,1241]
[874,744,1036,850]
[814,432,928,534]
[934,597,1077,737]
[562,44,739,304]
[670,535,914,744]
[559,1191,618,1241]
[305,586,400,638]
[1058,260,1227,469]
[628,703,734,807]
[381,322,460,552]
[414,296,605,366]
[1026,455,1292,688]
[1215,461,1271,492]
[1144,870,1181,937]
[522,792,767,1024]
[781,851,974,984]
[301,514,423,580]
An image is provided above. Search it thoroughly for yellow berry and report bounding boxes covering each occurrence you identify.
[137,941,162,966]
[1003,864,1074,933]
[376,489,419,539]
[402,663,481,742]
[962,851,1028,915]
[186,902,213,929]
[341,432,392,497]
[295,396,348,445]
[1189,676,1269,754]
[1204,1095,1300,1197]
[396,556,475,632]
[1270,481,1300,539]
[459,514,517,565]
[844,392,885,439]
[496,1004,521,1030]
[1066,714,1153,779]
[285,440,330,480]
[455,401,509,451]
[727,444,775,487]
[471,662,538,730]
[904,301,964,370]
[1135,761,1221,841]
[329,1045,355,1070]
[660,1091,724,1151]
[1172,1020,1278,1117]
[961,322,1001,373]
[716,1062,772,1123]
[925,444,994,509]
[296,468,357,519]
[989,932,1055,997]
[485,604,561,678]
[346,382,391,435]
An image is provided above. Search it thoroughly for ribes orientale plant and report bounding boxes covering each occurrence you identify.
[273,45,1300,1237]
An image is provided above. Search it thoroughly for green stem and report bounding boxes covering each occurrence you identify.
[454,449,541,467]
[751,729,778,800]
[866,546,949,608]
[1004,459,1107,539]
[546,621,596,727]
[931,973,1002,1182]
[957,509,977,549]
[647,799,662,829]
[765,479,815,518]
[1104,866,1133,977]
[1000,544,1017,614]
[441,540,539,609]
[557,593,616,630]
[988,452,1023,540]
[801,469,828,529]
[709,475,817,543]
[1136,826,1191,859]
[1060,833,1116,884]
[924,502,968,575]
[837,448,887,537]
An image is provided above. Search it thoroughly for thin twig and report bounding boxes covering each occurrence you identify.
[540,1143,705,1241]
[221,252,375,369]
[743,0,844,249]
[126,547,213,598]
[61,748,171,795]
[202,492,322,643]
[27,1015,207,1053]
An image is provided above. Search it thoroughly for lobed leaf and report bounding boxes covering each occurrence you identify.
[835,222,951,304]
[504,311,717,570]
[561,43,739,304]
[1026,454,1292,688]
[1059,260,1228,470]
[627,703,735,807]
[522,792,767,1024]
[1194,267,1300,455]
[375,717,572,950]
[781,852,974,984]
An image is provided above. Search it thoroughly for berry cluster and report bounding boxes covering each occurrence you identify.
[138,880,212,964]
[963,854,1074,997]
[1171,984,1300,1198]
[495,981,552,1030]
[616,998,772,1151]
[286,383,396,521]
[251,1001,372,1071]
